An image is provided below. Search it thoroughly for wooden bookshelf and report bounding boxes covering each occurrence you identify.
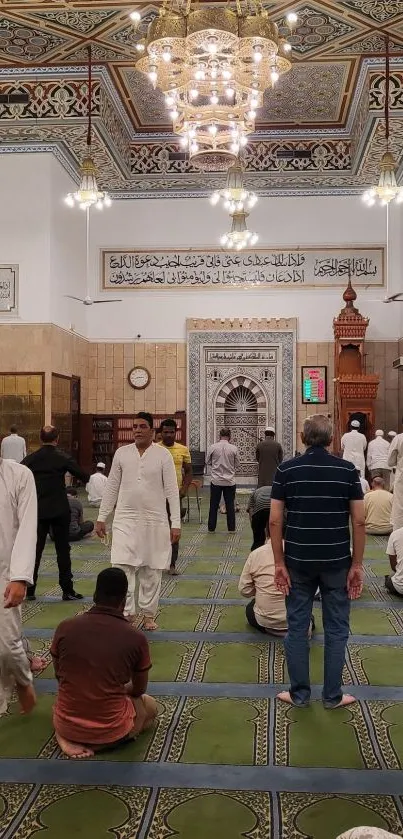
[79,411,186,474]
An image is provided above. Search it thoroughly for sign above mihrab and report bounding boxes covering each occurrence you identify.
[102,248,384,290]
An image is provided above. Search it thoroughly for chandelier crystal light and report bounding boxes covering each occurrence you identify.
[363,37,403,207]
[210,158,257,212]
[65,46,111,211]
[220,210,258,250]
[135,1,294,170]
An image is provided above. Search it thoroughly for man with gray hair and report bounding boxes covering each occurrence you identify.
[270,414,365,709]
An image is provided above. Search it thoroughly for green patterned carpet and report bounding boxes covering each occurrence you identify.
[1,494,403,838]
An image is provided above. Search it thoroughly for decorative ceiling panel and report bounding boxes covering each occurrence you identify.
[0,1,400,195]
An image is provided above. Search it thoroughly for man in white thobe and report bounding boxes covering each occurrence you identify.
[1,425,26,463]
[0,458,38,715]
[96,412,180,631]
[366,429,392,489]
[388,430,403,529]
[388,431,397,490]
[341,419,367,477]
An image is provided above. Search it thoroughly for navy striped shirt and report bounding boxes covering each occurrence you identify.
[271,446,363,565]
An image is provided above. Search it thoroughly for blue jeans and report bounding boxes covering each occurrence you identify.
[284,562,351,707]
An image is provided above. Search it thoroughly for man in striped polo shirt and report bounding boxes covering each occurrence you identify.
[270,414,365,709]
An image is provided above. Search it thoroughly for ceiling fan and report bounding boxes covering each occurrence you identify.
[64,44,122,308]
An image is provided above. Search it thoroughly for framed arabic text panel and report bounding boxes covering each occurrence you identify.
[0,264,18,313]
[302,366,327,404]
[102,248,384,290]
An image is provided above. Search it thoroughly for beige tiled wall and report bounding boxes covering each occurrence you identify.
[0,326,398,441]
[0,324,88,421]
[87,342,187,416]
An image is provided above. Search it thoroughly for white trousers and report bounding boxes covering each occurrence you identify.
[114,565,162,618]
[0,584,32,715]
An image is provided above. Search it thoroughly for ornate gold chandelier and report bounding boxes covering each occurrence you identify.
[135,1,294,170]
[363,37,403,207]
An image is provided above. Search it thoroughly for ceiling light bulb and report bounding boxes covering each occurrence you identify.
[135,42,145,52]
[96,200,104,210]
[283,41,292,52]
[397,191,403,204]
[209,124,218,136]
[180,136,188,147]
[240,136,247,147]
[250,233,258,246]
[222,69,231,80]
[130,10,141,22]
[210,92,219,105]
[226,87,234,98]
[162,47,171,62]
[165,94,175,107]
[170,109,179,120]
[190,88,198,99]
[104,195,112,207]
[286,12,298,24]
[211,68,218,79]
[195,69,205,80]
[253,47,263,63]
[247,110,256,119]
[190,142,199,154]
[231,142,240,154]
[148,69,157,84]
[248,194,257,208]
[271,69,279,84]
[250,97,259,108]
[65,194,75,207]
[210,192,220,206]
[220,234,228,246]
[207,40,217,54]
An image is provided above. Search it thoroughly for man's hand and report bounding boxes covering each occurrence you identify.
[4,581,27,608]
[170,528,181,544]
[347,564,364,600]
[275,564,291,596]
[95,521,107,539]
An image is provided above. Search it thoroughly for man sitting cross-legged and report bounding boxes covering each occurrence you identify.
[51,567,158,758]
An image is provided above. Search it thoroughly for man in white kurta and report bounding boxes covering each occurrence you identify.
[0,458,38,715]
[341,420,367,477]
[388,431,403,529]
[366,429,392,489]
[96,413,180,631]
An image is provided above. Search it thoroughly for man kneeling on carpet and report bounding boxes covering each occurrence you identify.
[51,567,158,758]
[238,523,314,637]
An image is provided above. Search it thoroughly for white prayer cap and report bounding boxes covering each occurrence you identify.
[375,429,384,437]
[97,462,106,469]
[351,420,360,428]
[265,426,275,433]
[388,431,397,438]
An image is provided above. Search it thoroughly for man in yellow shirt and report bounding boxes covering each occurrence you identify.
[159,419,193,575]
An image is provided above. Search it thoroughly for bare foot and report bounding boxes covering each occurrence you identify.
[325,694,356,709]
[30,656,47,674]
[277,690,309,707]
[143,618,158,631]
[16,683,37,715]
[56,732,94,759]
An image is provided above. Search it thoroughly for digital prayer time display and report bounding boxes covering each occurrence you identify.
[302,366,327,404]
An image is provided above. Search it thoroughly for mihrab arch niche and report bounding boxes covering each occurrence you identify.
[215,377,268,478]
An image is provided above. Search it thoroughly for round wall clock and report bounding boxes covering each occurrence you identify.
[128,366,151,390]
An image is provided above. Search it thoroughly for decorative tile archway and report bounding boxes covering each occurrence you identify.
[187,319,296,484]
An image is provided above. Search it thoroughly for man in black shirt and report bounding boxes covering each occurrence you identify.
[270,414,365,710]
[23,426,89,601]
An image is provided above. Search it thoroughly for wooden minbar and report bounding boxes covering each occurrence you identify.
[333,279,379,453]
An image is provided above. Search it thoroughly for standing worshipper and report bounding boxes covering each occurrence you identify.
[158,418,193,575]
[341,419,367,476]
[388,428,403,529]
[1,425,26,463]
[95,412,180,631]
[256,427,283,487]
[366,429,392,489]
[270,414,365,709]
[388,430,397,491]
[207,428,239,533]
[22,426,89,601]
[86,462,107,507]
[0,458,38,715]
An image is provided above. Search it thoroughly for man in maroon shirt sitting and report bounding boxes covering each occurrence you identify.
[51,567,158,758]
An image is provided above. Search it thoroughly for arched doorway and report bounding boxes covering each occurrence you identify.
[215,376,267,478]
